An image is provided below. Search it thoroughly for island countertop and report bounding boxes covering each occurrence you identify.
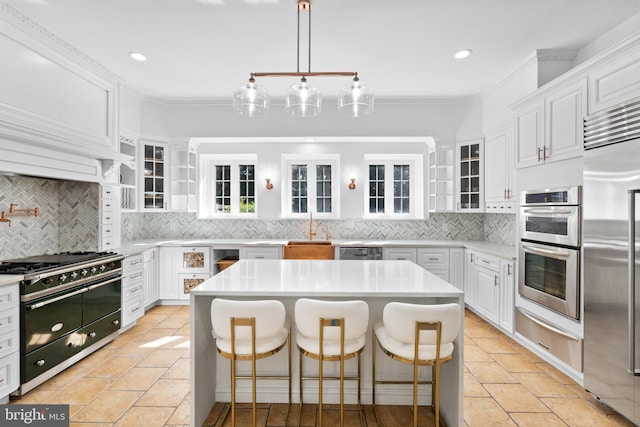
[191,259,464,298]
[189,259,464,426]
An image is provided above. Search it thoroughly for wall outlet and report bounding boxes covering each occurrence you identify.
[442,223,448,233]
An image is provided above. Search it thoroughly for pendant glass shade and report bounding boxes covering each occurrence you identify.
[232,80,269,117]
[338,78,374,117]
[285,78,321,117]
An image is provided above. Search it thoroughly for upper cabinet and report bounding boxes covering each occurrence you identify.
[141,141,168,211]
[456,139,484,212]
[119,134,137,211]
[589,46,640,113]
[428,141,455,212]
[484,124,515,213]
[171,143,197,212]
[515,78,587,169]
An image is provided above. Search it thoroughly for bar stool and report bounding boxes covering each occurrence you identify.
[372,302,461,427]
[210,298,292,427]
[294,298,369,427]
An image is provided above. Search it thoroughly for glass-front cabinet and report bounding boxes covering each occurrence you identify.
[119,134,137,211]
[456,139,483,212]
[142,142,167,210]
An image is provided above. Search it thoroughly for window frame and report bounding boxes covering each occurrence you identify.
[281,154,340,219]
[198,154,258,219]
[363,154,424,219]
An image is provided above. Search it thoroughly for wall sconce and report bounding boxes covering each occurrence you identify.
[348,178,356,190]
[265,178,274,190]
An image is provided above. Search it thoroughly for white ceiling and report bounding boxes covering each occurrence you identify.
[7,0,640,101]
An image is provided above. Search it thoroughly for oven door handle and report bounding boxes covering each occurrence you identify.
[86,275,121,291]
[28,286,89,310]
[522,208,574,216]
[521,243,571,259]
[628,189,640,375]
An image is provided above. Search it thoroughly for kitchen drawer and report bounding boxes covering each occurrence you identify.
[475,252,500,272]
[83,311,121,348]
[516,307,582,371]
[179,247,210,273]
[428,269,450,282]
[101,236,117,251]
[0,328,18,359]
[0,351,19,398]
[122,254,144,274]
[180,273,210,296]
[0,306,18,337]
[101,210,116,225]
[122,296,144,326]
[122,280,144,301]
[101,185,116,201]
[416,248,449,270]
[383,248,417,263]
[240,246,281,259]
[0,285,18,313]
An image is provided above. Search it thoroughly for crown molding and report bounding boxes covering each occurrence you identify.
[0,0,123,83]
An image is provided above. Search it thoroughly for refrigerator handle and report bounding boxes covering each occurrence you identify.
[629,189,640,376]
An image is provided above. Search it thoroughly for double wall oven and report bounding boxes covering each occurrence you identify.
[0,251,123,395]
[519,186,581,320]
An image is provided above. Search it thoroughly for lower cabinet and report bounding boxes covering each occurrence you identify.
[143,248,159,308]
[464,249,515,334]
[383,247,417,263]
[121,253,144,329]
[0,283,19,402]
[159,247,213,302]
[240,246,281,259]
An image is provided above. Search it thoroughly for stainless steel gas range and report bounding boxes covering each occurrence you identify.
[0,251,124,395]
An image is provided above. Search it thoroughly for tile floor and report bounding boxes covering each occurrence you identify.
[10,305,633,426]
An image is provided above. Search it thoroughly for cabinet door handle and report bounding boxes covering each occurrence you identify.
[494,275,499,286]
[537,147,542,161]
[507,264,512,276]
[470,253,474,263]
[543,145,548,160]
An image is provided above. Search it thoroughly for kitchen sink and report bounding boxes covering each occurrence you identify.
[283,240,335,259]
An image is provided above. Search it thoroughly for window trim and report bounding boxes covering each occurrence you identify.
[363,154,424,219]
[281,154,340,219]
[198,154,258,218]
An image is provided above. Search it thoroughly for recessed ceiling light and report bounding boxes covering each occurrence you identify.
[129,51,147,62]
[454,49,473,60]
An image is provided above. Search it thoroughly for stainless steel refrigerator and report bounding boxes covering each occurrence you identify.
[583,97,640,424]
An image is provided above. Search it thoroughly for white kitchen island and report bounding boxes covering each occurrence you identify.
[190,259,464,426]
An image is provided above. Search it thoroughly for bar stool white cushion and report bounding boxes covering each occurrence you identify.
[374,302,460,360]
[211,298,289,355]
[295,298,369,356]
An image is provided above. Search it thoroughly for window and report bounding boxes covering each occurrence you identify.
[282,155,339,218]
[199,154,258,218]
[364,154,423,219]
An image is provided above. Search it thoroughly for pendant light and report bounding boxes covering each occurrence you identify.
[232,0,374,118]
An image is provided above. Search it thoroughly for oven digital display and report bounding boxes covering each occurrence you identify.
[525,190,568,204]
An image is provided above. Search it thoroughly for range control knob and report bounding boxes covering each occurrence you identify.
[91,267,98,274]
[42,278,54,287]
[81,269,88,276]
[59,274,68,282]
[70,271,78,279]
[99,265,106,271]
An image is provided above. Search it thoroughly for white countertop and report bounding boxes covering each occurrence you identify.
[0,275,21,287]
[120,239,516,260]
[191,259,464,297]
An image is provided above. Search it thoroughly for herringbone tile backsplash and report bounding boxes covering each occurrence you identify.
[122,211,516,245]
[0,176,100,260]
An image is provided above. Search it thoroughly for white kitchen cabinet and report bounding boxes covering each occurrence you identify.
[456,139,484,212]
[143,248,159,309]
[159,247,212,302]
[141,141,168,210]
[428,141,455,212]
[484,125,515,213]
[171,143,197,212]
[464,249,477,306]
[416,247,449,281]
[0,283,19,403]
[240,246,281,259]
[448,248,464,292]
[121,253,144,329]
[473,252,500,325]
[100,185,121,251]
[383,247,417,263]
[588,47,640,113]
[499,259,515,333]
[119,133,137,211]
[515,78,587,169]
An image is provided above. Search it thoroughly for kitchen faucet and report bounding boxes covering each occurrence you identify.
[308,212,316,240]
